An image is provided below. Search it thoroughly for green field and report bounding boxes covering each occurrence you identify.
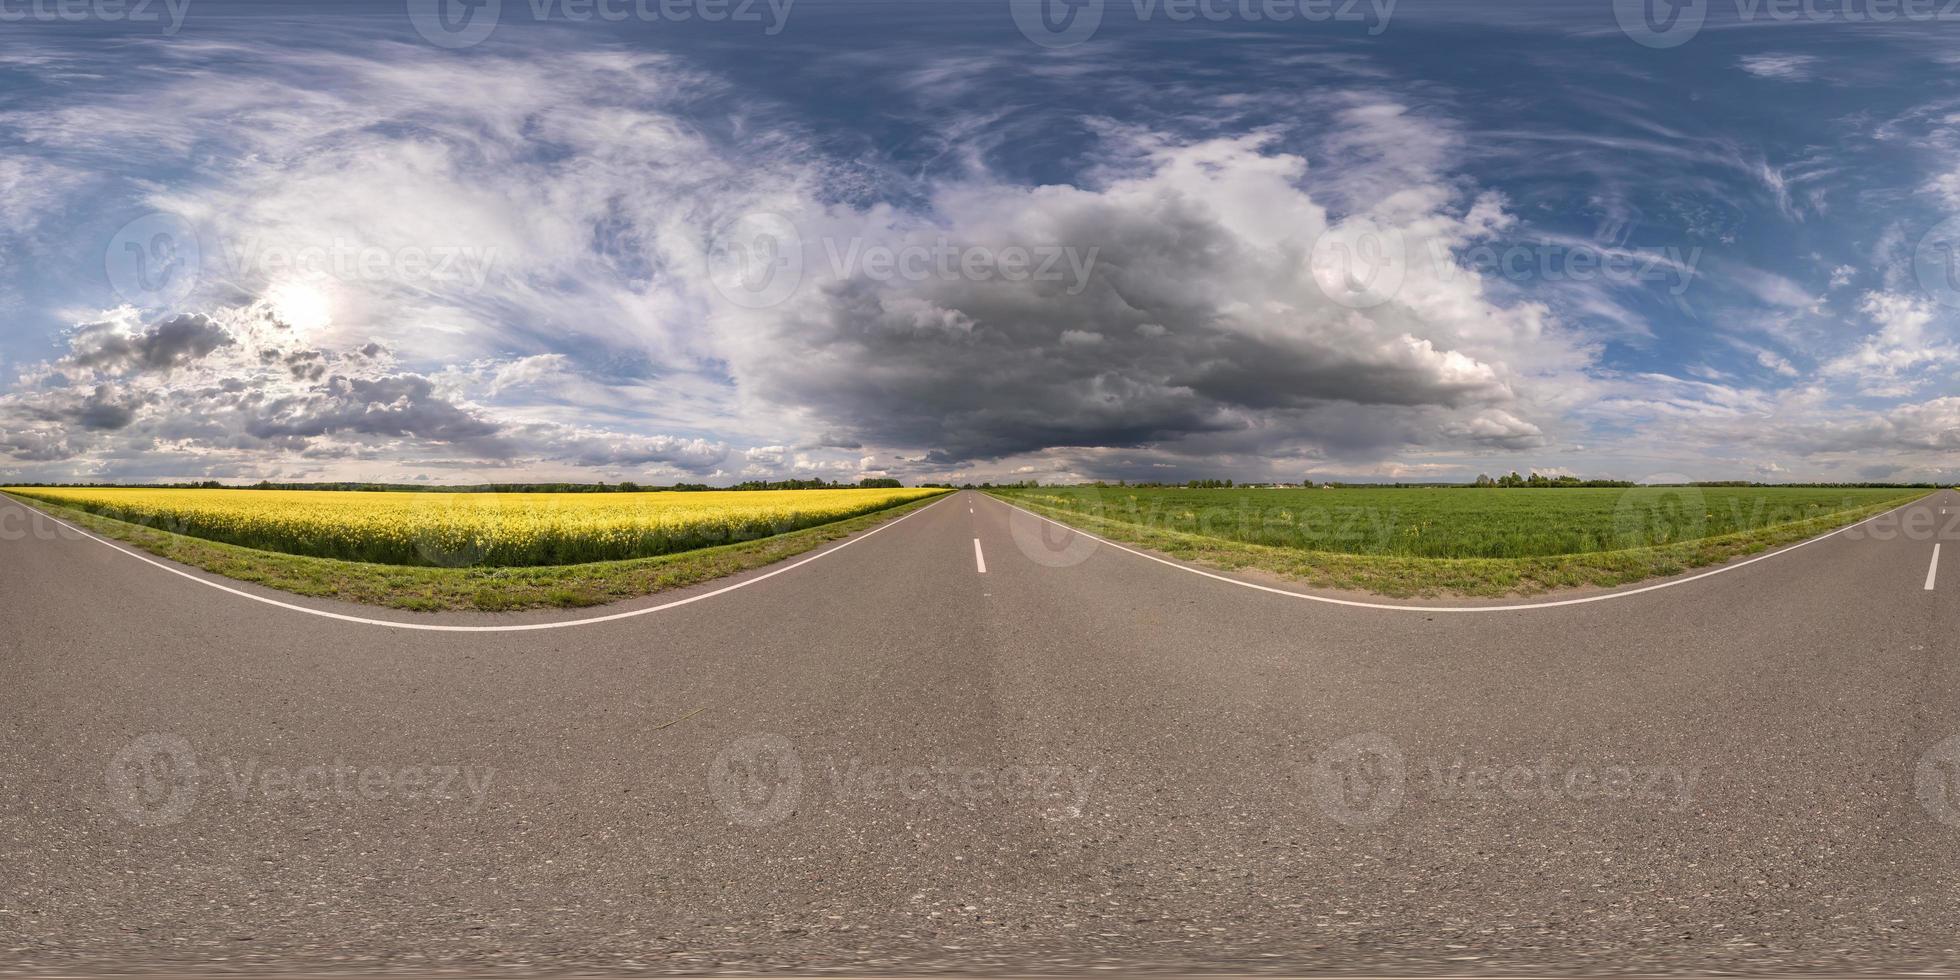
[992,486,1915,558]
[989,485,1929,597]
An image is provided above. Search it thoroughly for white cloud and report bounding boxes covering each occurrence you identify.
[1820,291,1956,394]
[1738,54,1819,80]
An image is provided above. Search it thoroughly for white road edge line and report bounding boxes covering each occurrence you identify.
[6,492,955,633]
[1929,543,1942,592]
[991,493,1935,614]
[973,537,988,574]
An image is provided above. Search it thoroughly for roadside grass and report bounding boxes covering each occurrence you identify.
[0,486,945,567]
[3,490,949,613]
[986,488,1930,598]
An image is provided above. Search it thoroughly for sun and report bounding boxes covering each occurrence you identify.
[264,280,334,334]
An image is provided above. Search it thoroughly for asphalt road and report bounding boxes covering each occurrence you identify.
[4,488,1960,976]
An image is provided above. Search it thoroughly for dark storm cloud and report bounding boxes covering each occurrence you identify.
[719,137,1536,468]
[64,314,233,374]
[744,249,1512,465]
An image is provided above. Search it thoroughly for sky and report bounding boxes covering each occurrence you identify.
[0,0,1957,486]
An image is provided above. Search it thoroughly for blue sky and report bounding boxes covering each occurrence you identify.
[1,0,1956,484]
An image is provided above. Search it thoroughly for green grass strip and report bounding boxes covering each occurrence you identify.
[985,489,1931,599]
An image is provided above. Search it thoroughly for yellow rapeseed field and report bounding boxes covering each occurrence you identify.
[2,486,947,567]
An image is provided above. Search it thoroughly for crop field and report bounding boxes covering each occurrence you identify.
[2,486,948,567]
[992,486,1924,559]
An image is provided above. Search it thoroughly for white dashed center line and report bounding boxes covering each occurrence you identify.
[974,537,988,574]
[1928,544,1942,591]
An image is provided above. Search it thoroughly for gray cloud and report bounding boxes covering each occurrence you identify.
[721,135,1542,467]
[1779,397,1960,455]
[242,375,505,448]
[0,304,746,481]
[19,382,146,432]
[511,427,731,472]
[64,313,234,375]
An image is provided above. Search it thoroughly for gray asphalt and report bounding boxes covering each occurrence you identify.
[3,488,1960,976]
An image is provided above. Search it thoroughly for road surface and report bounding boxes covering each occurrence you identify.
[3,489,1959,976]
